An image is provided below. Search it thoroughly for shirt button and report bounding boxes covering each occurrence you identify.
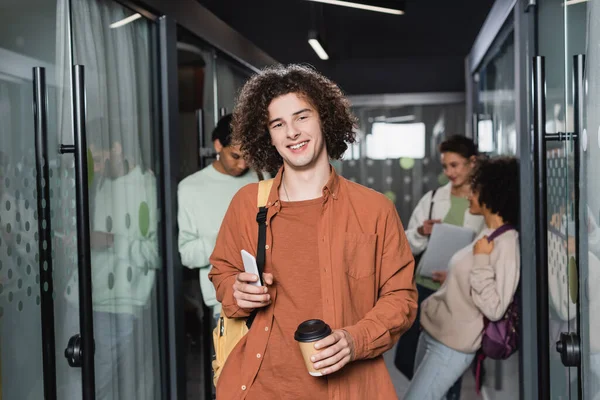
[265,244,270,250]
[241,385,247,390]
[265,326,269,331]
[256,353,261,358]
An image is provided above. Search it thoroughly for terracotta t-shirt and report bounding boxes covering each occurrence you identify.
[247,197,328,399]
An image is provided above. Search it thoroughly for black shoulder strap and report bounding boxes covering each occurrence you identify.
[428,189,437,219]
[255,208,268,277]
[246,178,273,329]
[246,208,268,329]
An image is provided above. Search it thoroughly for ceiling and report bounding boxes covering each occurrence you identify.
[196,0,495,95]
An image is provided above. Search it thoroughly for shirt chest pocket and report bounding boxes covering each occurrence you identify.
[343,232,378,279]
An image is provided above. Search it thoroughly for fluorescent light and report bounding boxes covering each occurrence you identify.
[308,31,329,60]
[477,120,494,153]
[306,0,404,15]
[564,0,588,5]
[373,115,416,122]
[368,122,425,159]
[308,39,329,60]
[110,13,142,29]
[384,115,416,123]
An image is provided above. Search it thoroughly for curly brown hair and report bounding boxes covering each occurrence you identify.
[470,156,520,226]
[231,64,357,173]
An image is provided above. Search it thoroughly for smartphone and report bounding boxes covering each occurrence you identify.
[241,249,262,286]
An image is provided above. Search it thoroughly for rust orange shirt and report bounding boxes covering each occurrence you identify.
[209,166,417,400]
[248,197,328,399]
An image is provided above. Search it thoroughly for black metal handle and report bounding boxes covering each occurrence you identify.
[556,332,581,367]
[572,55,585,399]
[68,65,96,398]
[533,55,551,400]
[33,66,58,400]
[65,333,83,367]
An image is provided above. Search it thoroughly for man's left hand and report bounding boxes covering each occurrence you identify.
[311,329,355,375]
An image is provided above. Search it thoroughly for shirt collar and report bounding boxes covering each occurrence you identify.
[267,164,341,207]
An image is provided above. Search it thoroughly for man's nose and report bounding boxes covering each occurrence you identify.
[286,124,300,140]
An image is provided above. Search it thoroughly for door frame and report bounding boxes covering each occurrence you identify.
[465,0,538,398]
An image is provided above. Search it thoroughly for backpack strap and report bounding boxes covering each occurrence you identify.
[428,189,437,220]
[256,179,274,277]
[245,178,274,329]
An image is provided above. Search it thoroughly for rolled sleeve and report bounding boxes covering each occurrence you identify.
[208,192,252,319]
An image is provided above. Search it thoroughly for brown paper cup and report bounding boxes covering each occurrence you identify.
[298,341,323,376]
[294,319,332,377]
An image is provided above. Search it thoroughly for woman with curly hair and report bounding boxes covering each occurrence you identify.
[209,64,418,399]
[404,156,521,400]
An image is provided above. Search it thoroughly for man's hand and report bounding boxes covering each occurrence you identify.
[90,231,114,250]
[473,237,494,255]
[311,329,355,375]
[431,270,447,284]
[417,219,442,236]
[232,272,274,309]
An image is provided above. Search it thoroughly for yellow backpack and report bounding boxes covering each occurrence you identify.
[212,178,274,386]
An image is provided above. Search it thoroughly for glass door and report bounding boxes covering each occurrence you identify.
[176,26,216,400]
[537,0,588,398]
[215,56,252,120]
[56,0,163,398]
[582,2,600,399]
[0,0,164,398]
[474,23,517,156]
[0,0,66,398]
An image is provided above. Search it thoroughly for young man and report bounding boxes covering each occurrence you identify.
[209,65,417,399]
[178,114,261,321]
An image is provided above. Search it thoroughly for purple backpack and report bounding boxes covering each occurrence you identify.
[475,225,519,393]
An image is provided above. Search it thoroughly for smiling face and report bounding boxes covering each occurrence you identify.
[267,92,329,172]
[441,151,474,190]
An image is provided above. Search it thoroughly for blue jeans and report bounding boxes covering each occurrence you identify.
[404,331,476,400]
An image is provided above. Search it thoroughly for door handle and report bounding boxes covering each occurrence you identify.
[59,65,96,397]
[65,334,83,367]
[33,66,58,400]
[532,56,551,398]
[556,332,581,367]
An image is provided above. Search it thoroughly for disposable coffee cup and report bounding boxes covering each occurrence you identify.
[294,319,332,376]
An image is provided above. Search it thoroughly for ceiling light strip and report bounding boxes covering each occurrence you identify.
[306,0,403,15]
[109,13,142,29]
[308,38,329,60]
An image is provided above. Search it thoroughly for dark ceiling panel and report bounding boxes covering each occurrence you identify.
[196,0,494,94]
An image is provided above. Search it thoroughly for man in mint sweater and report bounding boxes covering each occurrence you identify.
[178,114,262,322]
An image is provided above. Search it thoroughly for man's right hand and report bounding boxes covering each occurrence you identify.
[417,219,442,236]
[232,272,274,309]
